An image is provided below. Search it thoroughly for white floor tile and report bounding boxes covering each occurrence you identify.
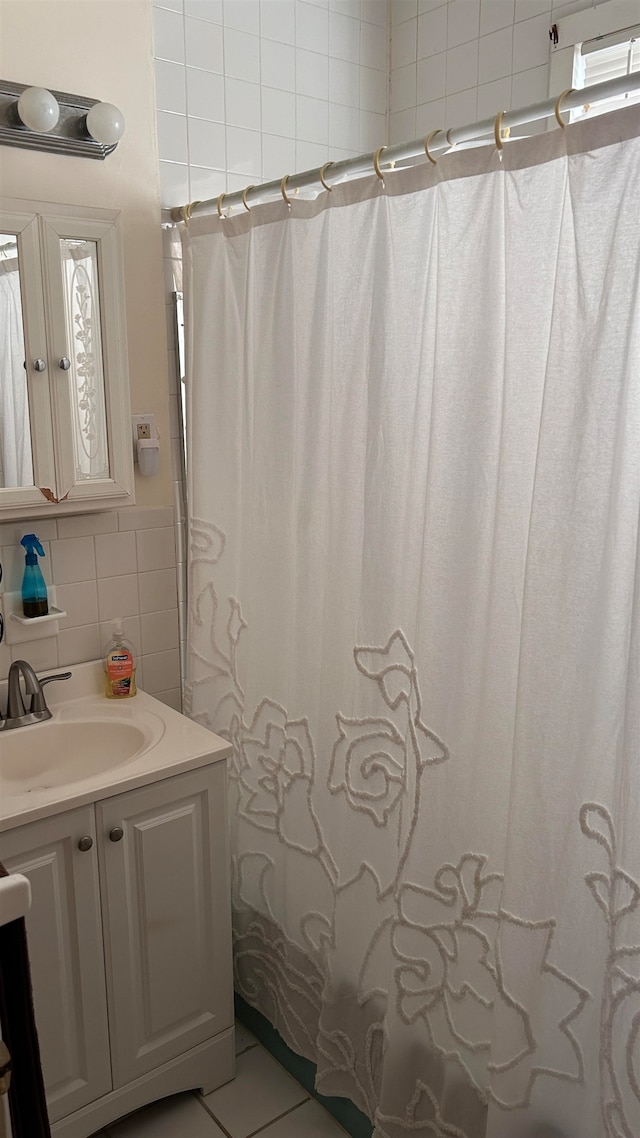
[256,1098,350,1136]
[235,1019,258,1054]
[202,1045,308,1137]
[106,1092,226,1137]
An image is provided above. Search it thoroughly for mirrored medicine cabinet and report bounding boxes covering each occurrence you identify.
[0,196,134,520]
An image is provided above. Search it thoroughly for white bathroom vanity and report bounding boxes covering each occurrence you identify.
[0,662,234,1138]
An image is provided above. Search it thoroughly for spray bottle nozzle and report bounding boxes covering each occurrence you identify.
[20,534,46,564]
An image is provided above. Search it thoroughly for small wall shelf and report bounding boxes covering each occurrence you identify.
[1,589,66,645]
[10,605,66,628]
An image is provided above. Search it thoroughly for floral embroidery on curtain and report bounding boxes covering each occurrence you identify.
[186,519,639,1136]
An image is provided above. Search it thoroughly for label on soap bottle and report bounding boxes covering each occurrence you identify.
[106,648,136,698]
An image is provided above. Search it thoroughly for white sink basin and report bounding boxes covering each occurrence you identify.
[0,715,163,791]
[0,661,231,829]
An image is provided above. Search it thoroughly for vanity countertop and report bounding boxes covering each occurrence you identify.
[0,661,231,832]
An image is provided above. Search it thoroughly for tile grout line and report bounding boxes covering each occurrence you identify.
[244,1095,312,1138]
[196,1091,235,1138]
[196,1083,312,1138]
[192,1040,260,1136]
[195,1037,313,1138]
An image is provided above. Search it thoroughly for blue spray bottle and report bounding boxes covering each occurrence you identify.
[20,534,49,618]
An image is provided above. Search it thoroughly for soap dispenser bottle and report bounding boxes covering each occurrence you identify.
[103,617,137,699]
[20,534,49,618]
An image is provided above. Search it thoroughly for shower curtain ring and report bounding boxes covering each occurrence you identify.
[281,174,293,206]
[494,110,510,151]
[424,130,442,165]
[319,161,334,191]
[373,145,387,182]
[555,88,575,127]
[217,193,227,219]
[182,200,201,223]
[242,185,255,212]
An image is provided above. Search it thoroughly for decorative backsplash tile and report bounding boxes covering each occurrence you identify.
[0,507,181,711]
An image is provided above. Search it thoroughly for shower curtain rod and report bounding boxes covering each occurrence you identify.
[170,71,640,223]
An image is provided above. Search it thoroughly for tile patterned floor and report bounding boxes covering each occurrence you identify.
[92,1023,349,1138]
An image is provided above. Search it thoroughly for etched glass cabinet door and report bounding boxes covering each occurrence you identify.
[0,199,134,518]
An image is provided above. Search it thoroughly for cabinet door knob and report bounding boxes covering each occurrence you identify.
[58,356,71,371]
[109,826,124,843]
[33,358,47,372]
[77,836,93,852]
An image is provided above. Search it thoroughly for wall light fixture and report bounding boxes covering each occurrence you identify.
[0,79,125,159]
[16,85,60,133]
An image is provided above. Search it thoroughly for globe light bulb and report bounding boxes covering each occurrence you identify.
[85,102,125,146]
[17,86,60,133]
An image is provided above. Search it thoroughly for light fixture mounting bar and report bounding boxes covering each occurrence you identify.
[0,79,117,159]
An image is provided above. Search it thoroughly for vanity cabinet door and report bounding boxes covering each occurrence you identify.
[96,763,233,1088]
[0,806,112,1122]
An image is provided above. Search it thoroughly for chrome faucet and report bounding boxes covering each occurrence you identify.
[1,660,72,732]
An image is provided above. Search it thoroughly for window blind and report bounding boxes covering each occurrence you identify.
[573,29,640,118]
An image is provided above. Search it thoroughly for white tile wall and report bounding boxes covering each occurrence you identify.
[154,1,617,202]
[0,508,181,710]
[153,0,390,208]
[261,1,296,45]
[447,0,480,48]
[389,0,605,145]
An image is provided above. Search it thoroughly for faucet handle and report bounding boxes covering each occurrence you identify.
[30,670,72,714]
[40,671,73,687]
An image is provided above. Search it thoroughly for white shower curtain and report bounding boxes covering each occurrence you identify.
[183,106,640,1138]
